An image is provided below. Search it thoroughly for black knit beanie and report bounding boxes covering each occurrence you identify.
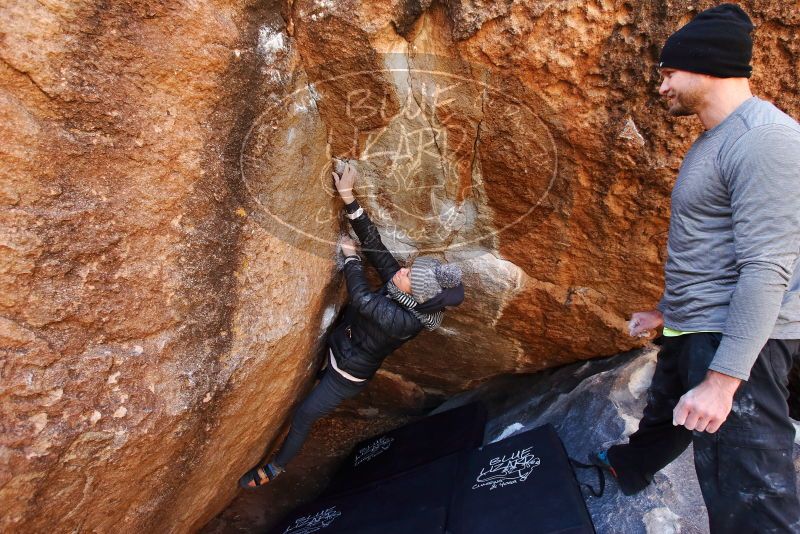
[659,3,754,78]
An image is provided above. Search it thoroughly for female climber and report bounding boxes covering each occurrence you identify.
[239,162,465,488]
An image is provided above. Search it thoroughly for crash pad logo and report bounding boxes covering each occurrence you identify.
[283,506,342,534]
[472,446,541,491]
[354,436,394,467]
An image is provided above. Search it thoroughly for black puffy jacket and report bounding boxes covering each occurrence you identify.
[328,207,423,380]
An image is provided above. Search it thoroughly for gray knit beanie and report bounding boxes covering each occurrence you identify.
[409,256,463,304]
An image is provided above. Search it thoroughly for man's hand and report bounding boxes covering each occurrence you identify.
[340,235,358,257]
[332,162,357,204]
[673,370,742,433]
[628,310,664,338]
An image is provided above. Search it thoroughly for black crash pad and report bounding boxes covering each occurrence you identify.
[324,401,487,497]
[271,452,460,534]
[447,423,595,534]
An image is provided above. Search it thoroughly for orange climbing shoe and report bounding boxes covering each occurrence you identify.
[238,462,282,489]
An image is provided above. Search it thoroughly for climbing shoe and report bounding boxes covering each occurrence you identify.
[238,462,283,489]
[588,450,618,479]
[569,452,614,498]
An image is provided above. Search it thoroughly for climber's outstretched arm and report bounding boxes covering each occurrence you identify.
[333,163,401,283]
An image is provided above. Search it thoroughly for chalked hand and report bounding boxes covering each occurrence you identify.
[333,162,357,204]
[628,310,664,338]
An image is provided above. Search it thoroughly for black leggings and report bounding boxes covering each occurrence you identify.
[608,333,800,533]
[273,362,368,468]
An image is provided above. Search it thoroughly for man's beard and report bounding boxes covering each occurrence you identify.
[667,90,702,116]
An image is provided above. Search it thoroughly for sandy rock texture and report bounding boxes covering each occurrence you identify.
[2,0,340,531]
[1,0,798,532]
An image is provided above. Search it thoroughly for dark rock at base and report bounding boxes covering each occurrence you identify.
[437,347,800,534]
[205,347,800,534]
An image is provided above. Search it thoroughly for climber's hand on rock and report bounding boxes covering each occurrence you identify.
[673,370,741,433]
[340,235,358,257]
[628,310,664,338]
[333,162,357,204]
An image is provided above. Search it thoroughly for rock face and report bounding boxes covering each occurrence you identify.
[2,1,340,531]
[1,0,799,532]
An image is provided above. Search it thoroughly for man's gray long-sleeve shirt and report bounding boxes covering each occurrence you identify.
[657,96,800,380]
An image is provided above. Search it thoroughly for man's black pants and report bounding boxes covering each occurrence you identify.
[608,333,800,533]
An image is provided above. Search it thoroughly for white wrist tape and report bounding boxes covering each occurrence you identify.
[345,207,364,220]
